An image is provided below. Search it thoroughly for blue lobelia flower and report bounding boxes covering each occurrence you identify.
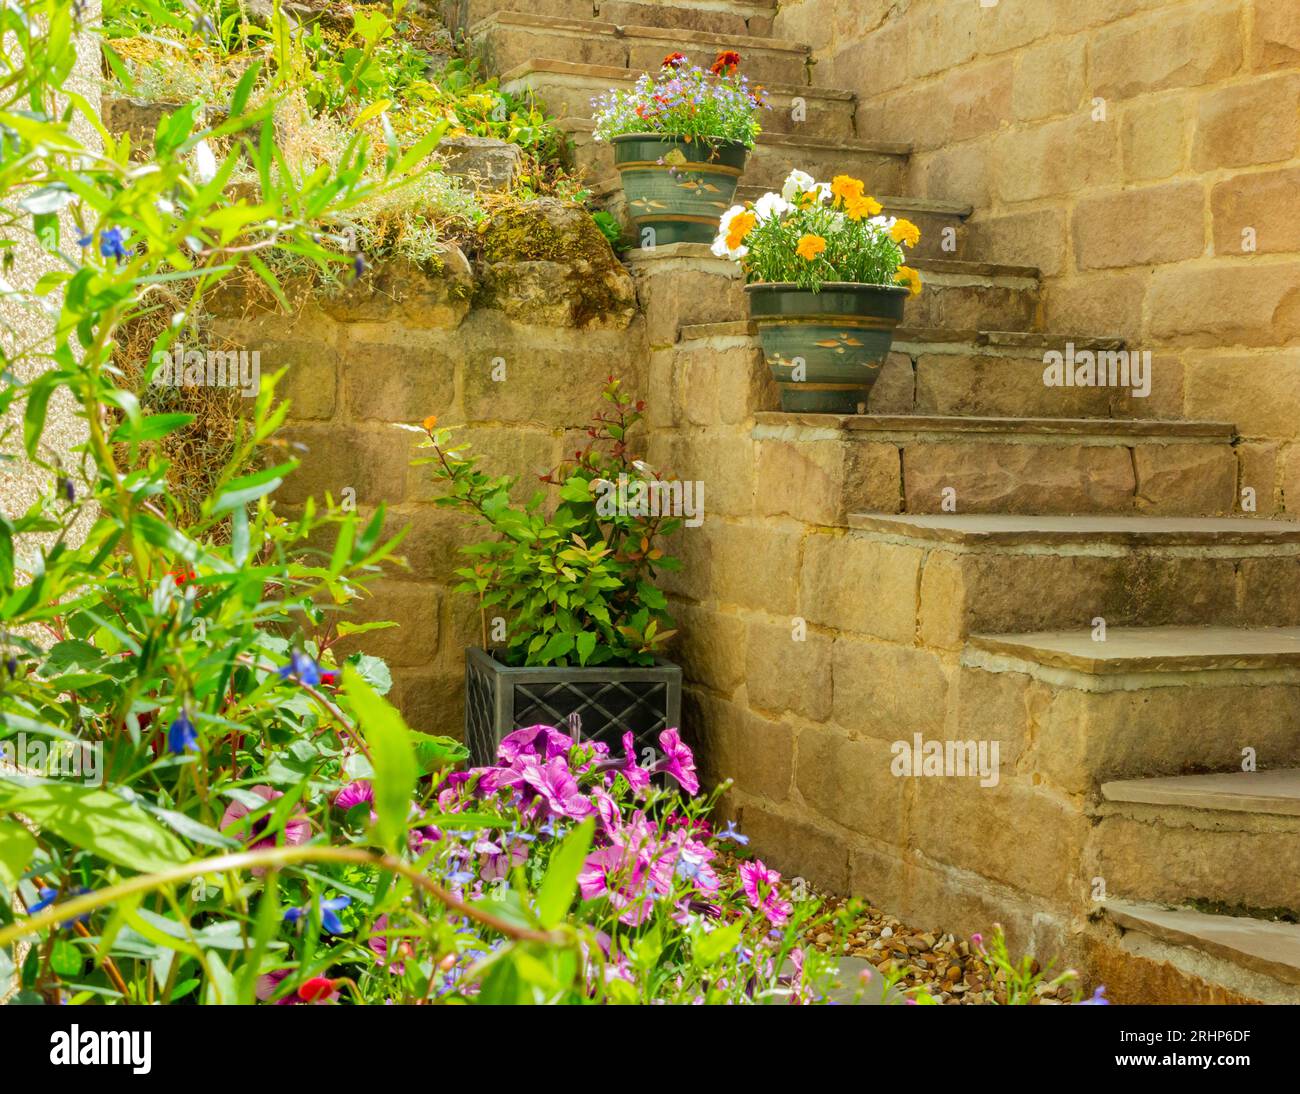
[167,710,199,754]
[277,650,321,687]
[284,895,352,934]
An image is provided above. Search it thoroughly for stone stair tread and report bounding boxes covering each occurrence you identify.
[918,257,1039,281]
[501,57,850,101]
[756,412,1233,439]
[677,318,1125,353]
[845,513,1295,546]
[969,625,1300,674]
[1103,899,1300,986]
[473,10,810,55]
[1101,769,1300,816]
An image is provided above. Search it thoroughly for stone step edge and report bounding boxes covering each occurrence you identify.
[967,626,1300,676]
[557,114,913,156]
[1101,769,1300,817]
[843,514,1296,550]
[500,58,852,102]
[1103,899,1300,988]
[756,412,1234,442]
[470,11,811,56]
[675,320,1126,355]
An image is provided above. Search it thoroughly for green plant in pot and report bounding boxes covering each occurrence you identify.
[592,50,765,246]
[414,380,686,764]
[714,170,924,414]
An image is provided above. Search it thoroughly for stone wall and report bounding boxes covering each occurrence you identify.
[207,202,646,736]
[774,0,1300,512]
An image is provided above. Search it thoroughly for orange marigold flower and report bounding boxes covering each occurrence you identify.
[726,210,758,250]
[796,234,828,261]
[890,218,921,247]
[844,193,883,221]
[662,51,688,69]
[711,50,742,75]
[831,175,865,206]
[895,265,923,296]
[423,414,439,430]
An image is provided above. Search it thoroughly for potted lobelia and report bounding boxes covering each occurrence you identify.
[713,169,924,414]
[413,379,684,766]
[591,50,766,245]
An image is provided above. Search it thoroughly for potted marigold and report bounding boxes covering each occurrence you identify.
[713,169,924,413]
[413,380,684,766]
[592,50,766,245]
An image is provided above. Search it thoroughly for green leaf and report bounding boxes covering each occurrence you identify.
[539,632,574,664]
[0,820,36,888]
[109,413,194,444]
[343,666,416,852]
[693,921,743,966]
[536,818,593,928]
[574,631,597,666]
[0,780,189,875]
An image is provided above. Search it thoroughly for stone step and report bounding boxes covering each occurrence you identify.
[446,0,777,38]
[960,626,1300,791]
[667,315,1144,419]
[1101,900,1300,1003]
[502,59,854,138]
[470,13,810,86]
[1096,771,1300,917]
[624,241,1036,333]
[563,117,910,200]
[835,514,1300,648]
[756,417,1242,520]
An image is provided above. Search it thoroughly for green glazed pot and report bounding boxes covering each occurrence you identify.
[745,282,909,414]
[612,134,749,246]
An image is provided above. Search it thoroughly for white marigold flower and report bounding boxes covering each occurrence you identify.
[712,204,752,260]
[753,191,793,222]
[780,169,816,202]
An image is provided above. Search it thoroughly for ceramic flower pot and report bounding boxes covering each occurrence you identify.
[464,646,683,767]
[612,134,749,246]
[745,282,909,414]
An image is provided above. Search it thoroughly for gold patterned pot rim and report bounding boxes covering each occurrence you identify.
[744,281,910,295]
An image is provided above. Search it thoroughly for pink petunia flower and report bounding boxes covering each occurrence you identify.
[521,756,596,821]
[653,728,699,794]
[738,858,794,927]
[220,785,310,873]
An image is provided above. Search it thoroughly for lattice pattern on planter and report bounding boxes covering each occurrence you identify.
[464,647,682,767]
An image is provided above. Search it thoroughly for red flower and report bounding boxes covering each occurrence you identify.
[662,51,687,69]
[710,50,741,75]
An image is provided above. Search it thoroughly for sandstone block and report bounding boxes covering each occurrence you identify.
[1251,0,1300,71]
[799,531,921,642]
[320,251,474,329]
[1120,95,1189,182]
[832,637,951,740]
[1148,265,1300,347]
[1089,0,1243,101]
[1072,181,1205,270]
[1192,74,1300,170]
[745,617,833,721]
[1133,444,1237,514]
[1211,167,1300,256]
[795,727,907,845]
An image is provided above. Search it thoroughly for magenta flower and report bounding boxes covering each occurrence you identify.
[618,731,652,792]
[652,728,699,794]
[521,757,596,821]
[477,834,529,881]
[334,779,377,825]
[220,785,310,872]
[738,859,793,927]
[368,914,414,975]
[497,724,574,764]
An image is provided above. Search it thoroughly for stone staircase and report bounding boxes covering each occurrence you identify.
[447,0,1300,1003]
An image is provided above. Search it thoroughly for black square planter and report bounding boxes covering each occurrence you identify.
[464,646,683,767]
